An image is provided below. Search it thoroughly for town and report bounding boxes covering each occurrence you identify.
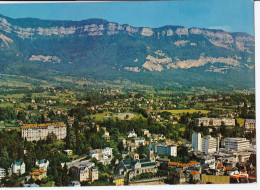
[0,87,256,187]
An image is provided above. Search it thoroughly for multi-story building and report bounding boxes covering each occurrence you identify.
[152,142,177,157]
[90,147,113,161]
[71,162,98,182]
[21,122,67,142]
[202,135,219,154]
[192,133,219,154]
[224,138,251,151]
[192,133,202,151]
[195,117,235,127]
[244,119,256,132]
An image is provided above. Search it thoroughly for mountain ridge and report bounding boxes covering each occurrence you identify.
[0,13,255,92]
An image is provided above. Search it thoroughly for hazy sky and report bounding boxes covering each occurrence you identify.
[0,0,255,35]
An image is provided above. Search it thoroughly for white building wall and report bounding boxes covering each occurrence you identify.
[192,133,202,151]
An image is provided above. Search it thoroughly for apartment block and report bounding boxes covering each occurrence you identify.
[21,122,67,142]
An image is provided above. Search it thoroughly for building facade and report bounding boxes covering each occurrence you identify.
[195,117,235,127]
[224,138,250,151]
[71,162,98,182]
[152,143,177,157]
[9,161,26,175]
[192,133,202,151]
[202,135,219,154]
[244,119,256,132]
[192,133,219,154]
[21,122,67,142]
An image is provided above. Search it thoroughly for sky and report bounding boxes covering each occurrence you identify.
[0,0,255,35]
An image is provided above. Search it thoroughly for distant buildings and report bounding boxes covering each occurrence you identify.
[224,137,251,151]
[9,161,25,175]
[21,122,67,142]
[195,117,235,127]
[192,133,219,154]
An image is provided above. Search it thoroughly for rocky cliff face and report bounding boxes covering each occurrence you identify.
[0,14,255,91]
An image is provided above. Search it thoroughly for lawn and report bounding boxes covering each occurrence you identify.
[156,109,210,114]
[89,112,115,121]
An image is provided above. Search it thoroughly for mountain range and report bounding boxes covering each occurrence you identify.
[0,13,255,92]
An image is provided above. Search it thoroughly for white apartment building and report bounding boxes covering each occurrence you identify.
[202,135,219,154]
[224,138,251,151]
[192,133,219,154]
[192,133,202,151]
[195,117,235,127]
[21,122,67,142]
[152,143,177,157]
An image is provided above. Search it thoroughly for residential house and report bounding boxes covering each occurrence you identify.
[35,159,49,171]
[9,161,26,175]
[64,149,73,157]
[29,169,47,180]
[71,162,98,182]
[127,130,137,138]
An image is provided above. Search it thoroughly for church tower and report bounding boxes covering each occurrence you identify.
[147,135,155,162]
